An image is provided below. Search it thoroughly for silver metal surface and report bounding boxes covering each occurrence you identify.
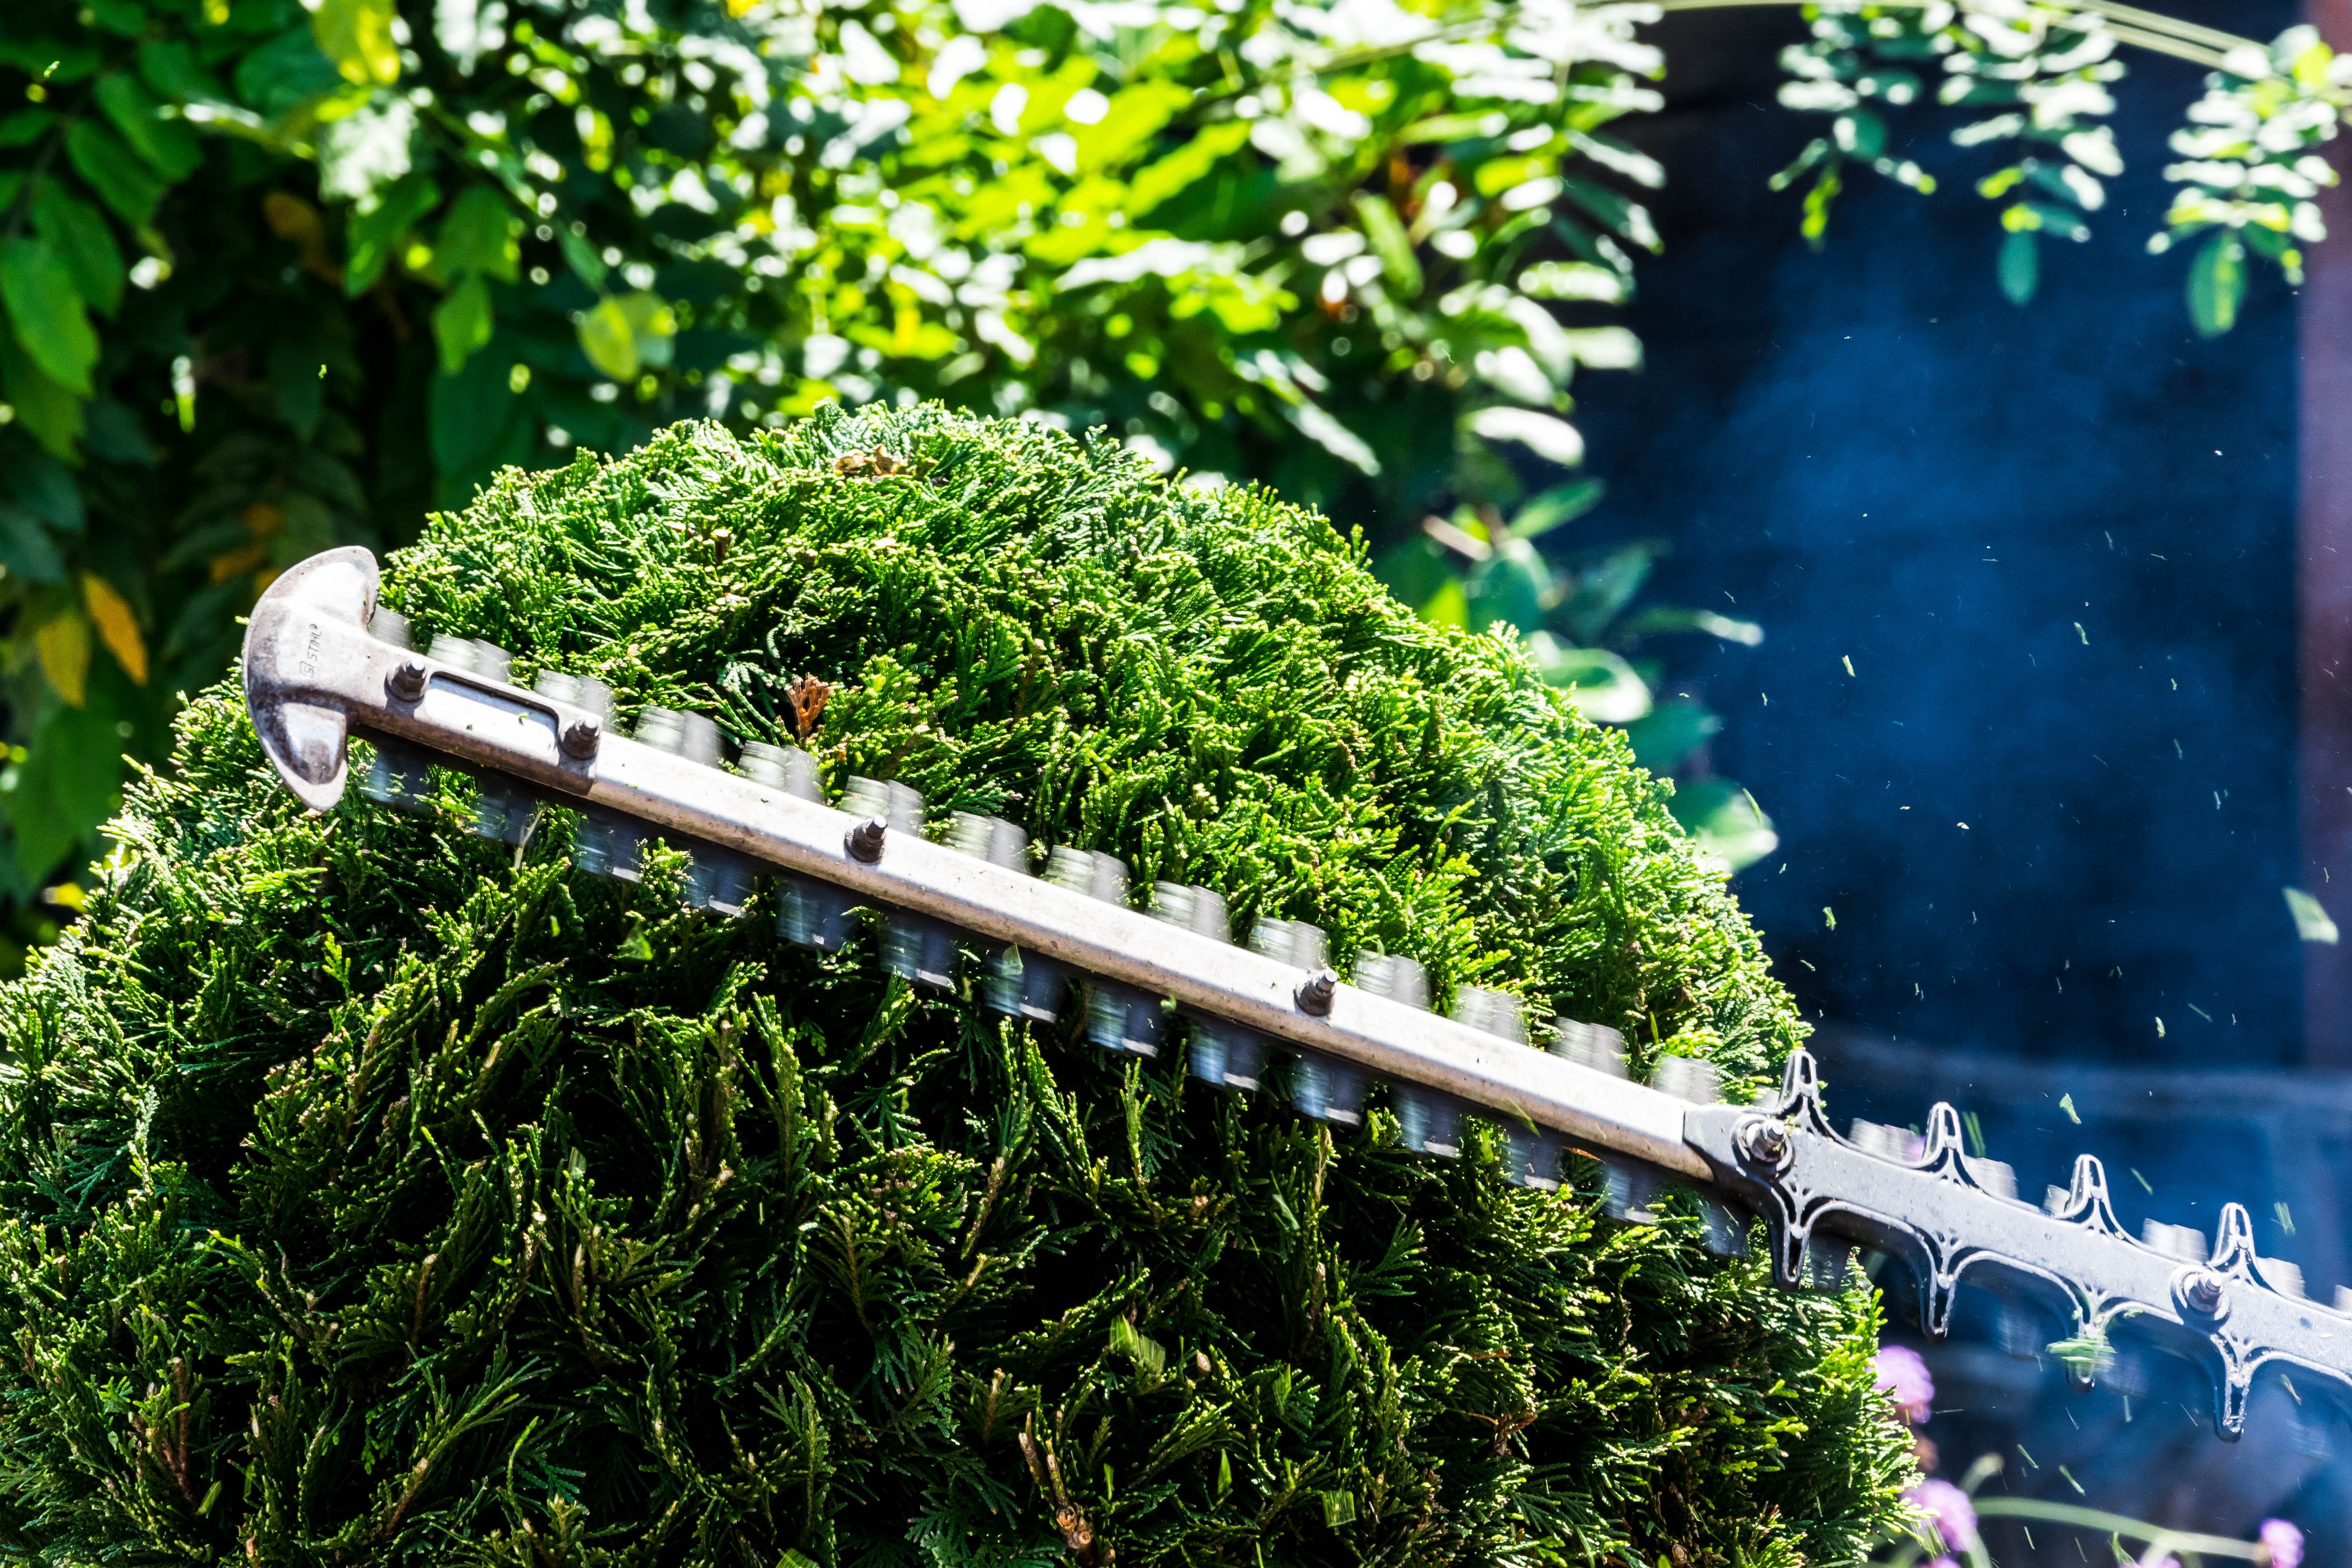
[1685,1050,2352,1438]
[240,545,2352,1440]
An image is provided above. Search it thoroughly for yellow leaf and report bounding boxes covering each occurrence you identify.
[578,296,639,381]
[82,573,147,685]
[35,611,90,708]
[208,544,266,584]
[313,0,402,87]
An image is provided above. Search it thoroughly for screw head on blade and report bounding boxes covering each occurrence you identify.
[847,816,887,862]
[387,659,427,702]
[561,716,601,759]
[1738,1117,1793,1171]
[1295,968,1339,1016]
[2178,1268,2228,1317]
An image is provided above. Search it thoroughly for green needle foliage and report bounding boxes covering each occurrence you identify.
[0,406,1910,1564]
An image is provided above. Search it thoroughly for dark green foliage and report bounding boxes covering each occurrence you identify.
[0,406,1911,1564]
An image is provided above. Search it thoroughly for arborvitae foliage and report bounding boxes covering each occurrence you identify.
[0,407,1912,1564]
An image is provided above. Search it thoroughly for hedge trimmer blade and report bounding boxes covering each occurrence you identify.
[243,544,2352,1442]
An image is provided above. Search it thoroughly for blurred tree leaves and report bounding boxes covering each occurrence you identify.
[0,0,2327,969]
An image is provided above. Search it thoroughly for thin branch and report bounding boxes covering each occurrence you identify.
[1647,0,2252,71]
[1973,1498,2266,1559]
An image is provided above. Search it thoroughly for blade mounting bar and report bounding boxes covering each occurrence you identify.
[241,546,2352,1441]
[241,547,1703,1178]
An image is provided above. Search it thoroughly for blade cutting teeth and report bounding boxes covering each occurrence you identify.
[1961,1155,2020,1203]
[361,737,437,813]
[887,810,1027,982]
[473,774,538,846]
[1156,884,1270,1091]
[1694,1195,1748,1257]
[1277,926,1380,1125]
[1027,847,1159,1055]
[844,777,964,990]
[413,635,538,844]
[1397,985,1518,1159]
[1550,1018,1628,1076]
[356,609,435,812]
[1804,1237,1854,1292]
[1577,1047,1717,1225]
[1852,1119,1925,1162]
[630,707,759,916]
[1287,937,1376,1124]
[2254,1256,2307,1300]
[428,634,513,685]
[2143,1219,2209,1262]
[740,741,860,950]
[1996,1300,2045,1361]
[1604,1160,1664,1224]
[1650,1055,1720,1106]
[990,845,1115,1023]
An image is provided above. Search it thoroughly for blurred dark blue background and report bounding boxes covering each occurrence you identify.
[1595,4,2303,1068]
[1592,9,2352,1558]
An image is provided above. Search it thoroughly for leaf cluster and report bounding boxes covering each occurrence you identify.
[0,0,1686,921]
[0,406,1913,1563]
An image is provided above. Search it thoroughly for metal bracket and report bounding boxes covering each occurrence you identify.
[1684,1051,2352,1438]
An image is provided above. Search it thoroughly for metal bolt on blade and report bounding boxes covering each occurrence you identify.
[846,816,887,863]
[1739,1118,1792,1170]
[2182,1270,2227,1316]
[387,659,427,701]
[561,716,601,760]
[1296,967,1338,1016]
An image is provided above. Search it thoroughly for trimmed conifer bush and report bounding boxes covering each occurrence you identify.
[0,406,1910,1564]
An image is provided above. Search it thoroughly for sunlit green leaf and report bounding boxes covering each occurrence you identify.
[0,239,99,396]
[1508,479,1604,540]
[1466,406,1583,467]
[578,295,639,382]
[313,0,402,87]
[1525,633,1651,724]
[94,74,200,181]
[436,187,521,283]
[2187,231,2245,337]
[345,172,441,296]
[30,183,122,318]
[1350,191,1422,298]
[432,273,494,375]
[1668,777,1778,874]
[63,121,166,226]
[1625,703,1723,773]
[0,329,84,459]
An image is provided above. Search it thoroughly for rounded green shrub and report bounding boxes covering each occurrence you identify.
[0,407,1910,1564]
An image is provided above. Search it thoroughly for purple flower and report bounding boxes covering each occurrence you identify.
[1907,1480,1978,1552]
[2261,1520,2304,1568]
[2137,1555,2178,1568]
[1928,1558,1959,1568]
[1874,1345,1936,1425]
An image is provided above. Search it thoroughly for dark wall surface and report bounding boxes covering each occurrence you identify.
[1590,5,2305,1068]
[1586,12,2343,1559]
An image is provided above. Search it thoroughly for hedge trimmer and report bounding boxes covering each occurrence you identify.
[243,545,2350,1441]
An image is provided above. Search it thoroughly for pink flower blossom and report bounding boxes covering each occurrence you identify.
[1907,1480,1977,1552]
[1928,1557,1959,1568]
[1874,1344,1936,1425]
[2261,1520,2304,1568]
[2136,1554,2178,1568]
